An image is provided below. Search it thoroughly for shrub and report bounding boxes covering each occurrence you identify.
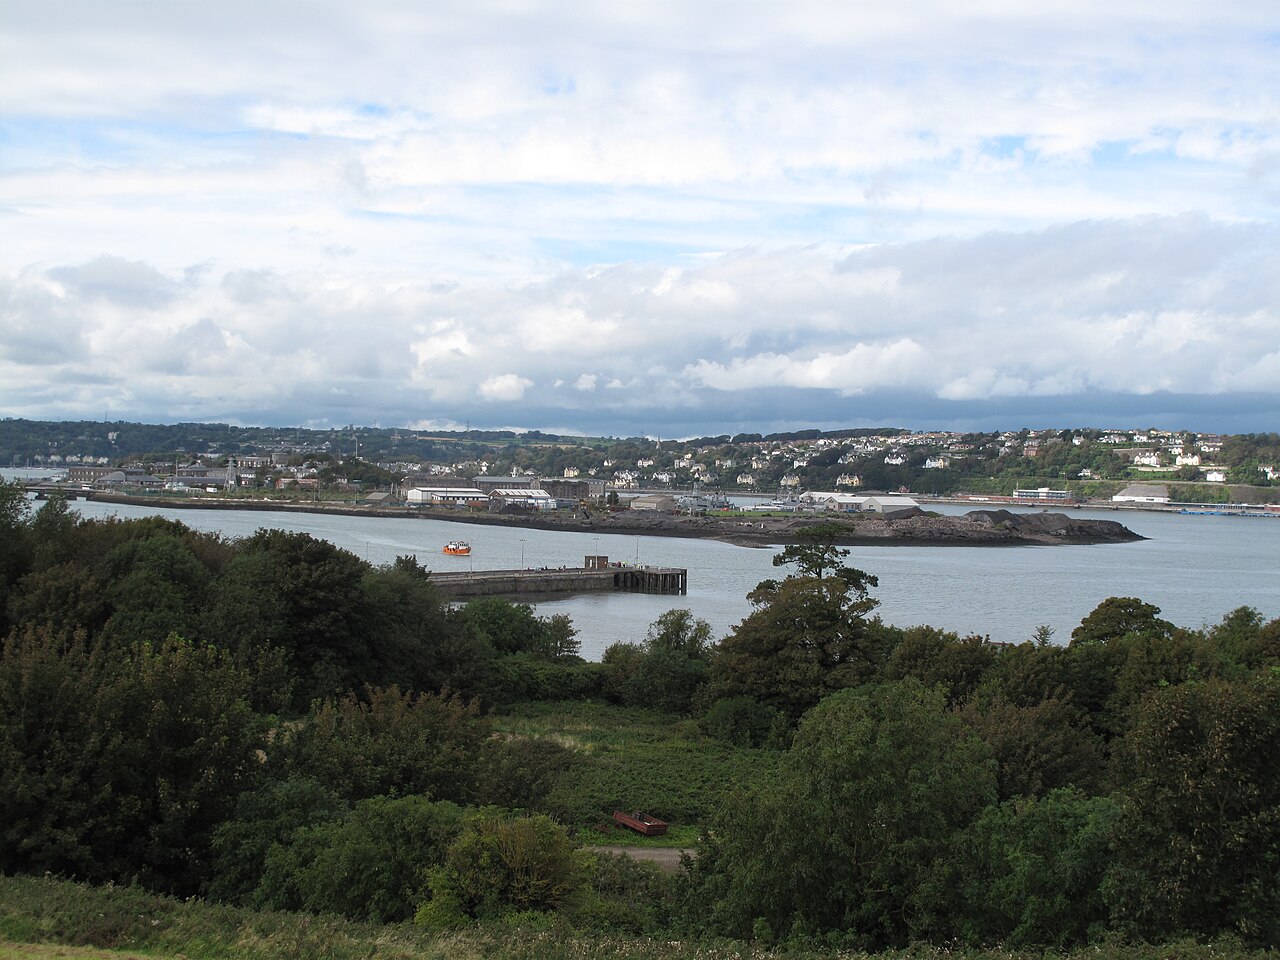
[275,685,487,803]
[254,795,465,922]
[418,813,585,925]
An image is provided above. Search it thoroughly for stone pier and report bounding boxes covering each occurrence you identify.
[428,562,687,599]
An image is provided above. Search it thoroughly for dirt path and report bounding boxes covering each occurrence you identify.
[590,845,694,874]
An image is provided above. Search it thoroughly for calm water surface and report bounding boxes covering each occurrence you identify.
[8,472,1277,658]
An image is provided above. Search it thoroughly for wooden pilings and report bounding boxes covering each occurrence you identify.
[611,566,687,595]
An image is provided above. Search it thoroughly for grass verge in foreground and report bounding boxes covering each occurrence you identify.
[2,875,1275,960]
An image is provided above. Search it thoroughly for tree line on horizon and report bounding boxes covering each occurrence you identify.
[2,484,1280,949]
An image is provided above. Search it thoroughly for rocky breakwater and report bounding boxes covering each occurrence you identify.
[482,506,1143,547]
[854,508,1145,547]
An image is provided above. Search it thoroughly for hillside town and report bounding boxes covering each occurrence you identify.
[7,420,1279,512]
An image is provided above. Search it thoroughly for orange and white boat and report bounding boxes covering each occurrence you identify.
[442,540,471,556]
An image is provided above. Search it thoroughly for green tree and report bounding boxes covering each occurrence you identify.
[275,685,487,804]
[946,787,1120,947]
[0,628,268,896]
[100,534,211,645]
[700,695,786,748]
[204,530,373,706]
[207,776,346,904]
[710,575,885,718]
[772,522,873,588]
[601,609,713,713]
[6,561,112,639]
[26,492,79,571]
[474,736,580,811]
[684,681,995,946]
[883,626,998,706]
[452,597,579,660]
[1070,596,1173,647]
[256,795,465,922]
[959,695,1103,801]
[418,813,585,925]
[359,560,453,692]
[0,480,33,635]
[1106,674,1280,943]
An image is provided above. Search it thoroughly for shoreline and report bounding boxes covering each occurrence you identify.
[65,491,1144,548]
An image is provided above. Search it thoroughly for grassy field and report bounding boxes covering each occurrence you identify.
[492,700,782,838]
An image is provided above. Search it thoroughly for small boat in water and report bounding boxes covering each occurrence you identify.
[442,540,471,556]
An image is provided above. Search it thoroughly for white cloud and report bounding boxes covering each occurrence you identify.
[2,4,1279,431]
[686,340,927,394]
[2,215,1276,432]
[478,373,533,402]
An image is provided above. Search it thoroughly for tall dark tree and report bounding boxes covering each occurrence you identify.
[771,522,874,589]
[710,536,884,717]
[207,530,373,706]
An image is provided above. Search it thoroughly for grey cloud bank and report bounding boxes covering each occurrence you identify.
[3,216,1278,435]
[2,1,1278,434]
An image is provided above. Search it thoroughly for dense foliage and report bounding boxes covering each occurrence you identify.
[4,488,1280,953]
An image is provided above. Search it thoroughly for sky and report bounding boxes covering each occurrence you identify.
[2,1,1279,438]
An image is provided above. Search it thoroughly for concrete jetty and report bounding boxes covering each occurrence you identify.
[428,557,687,599]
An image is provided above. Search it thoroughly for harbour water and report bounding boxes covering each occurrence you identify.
[7,470,1278,659]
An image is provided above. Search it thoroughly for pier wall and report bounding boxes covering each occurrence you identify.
[430,565,687,599]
